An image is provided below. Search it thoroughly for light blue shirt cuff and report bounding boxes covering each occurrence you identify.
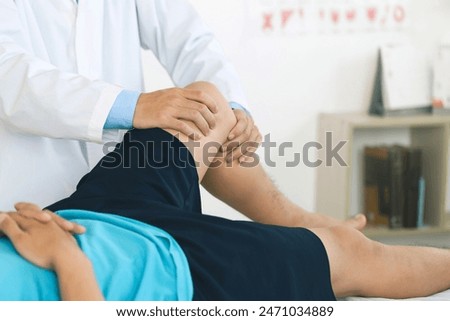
[229,101,251,117]
[104,90,141,129]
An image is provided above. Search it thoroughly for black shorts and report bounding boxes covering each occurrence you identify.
[47,128,336,301]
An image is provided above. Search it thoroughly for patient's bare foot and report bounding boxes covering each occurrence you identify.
[295,210,367,231]
[342,214,367,231]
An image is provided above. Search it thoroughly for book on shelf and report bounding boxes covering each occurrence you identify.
[363,145,424,229]
[389,145,407,228]
[404,149,423,228]
[364,146,390,226]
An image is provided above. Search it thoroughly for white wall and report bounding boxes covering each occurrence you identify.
[142,0,450,220]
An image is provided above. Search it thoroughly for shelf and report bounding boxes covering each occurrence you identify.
[316,112,449,237]
[366,227,450,247]
[364,226,450,238]
[321,112,450,128]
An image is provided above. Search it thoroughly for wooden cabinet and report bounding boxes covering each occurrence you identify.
[316,112,450,238]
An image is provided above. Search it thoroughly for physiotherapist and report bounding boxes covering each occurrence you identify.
[0,0,258,209]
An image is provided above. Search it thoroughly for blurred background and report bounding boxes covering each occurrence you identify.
[141,0,450,221]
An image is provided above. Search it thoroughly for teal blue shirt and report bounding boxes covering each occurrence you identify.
[0,210,193,301]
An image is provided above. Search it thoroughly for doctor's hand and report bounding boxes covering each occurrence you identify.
[133,88,219,140]
[0,203,86,236]
[221,109,262,164]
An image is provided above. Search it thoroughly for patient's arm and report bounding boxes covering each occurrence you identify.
[12,202,86,234]
[53,249,104,301]
[0,211,104,301]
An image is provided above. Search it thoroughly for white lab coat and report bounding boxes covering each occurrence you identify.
[0,0,247,209]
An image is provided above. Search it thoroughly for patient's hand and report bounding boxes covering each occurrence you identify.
[13,202,86,234]
[0,211,104,300]
[0,212,84,270]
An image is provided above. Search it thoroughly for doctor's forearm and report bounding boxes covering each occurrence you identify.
[0,36,123,143]
[0,42,122,142]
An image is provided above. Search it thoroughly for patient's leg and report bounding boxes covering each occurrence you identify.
[185,83,365,229]
[202,160,366,228]
[311,226,450,298]
[162,82,237,181]
[170,82,364,229]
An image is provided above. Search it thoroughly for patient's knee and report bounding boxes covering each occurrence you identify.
[186,81,237,131]
[188,81,219,93]
[186,81,223,106]
[327,225,374,257]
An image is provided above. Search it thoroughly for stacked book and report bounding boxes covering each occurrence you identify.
[364,145,425,229]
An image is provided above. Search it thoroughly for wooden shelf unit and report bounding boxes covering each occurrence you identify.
[316,112,450,236]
